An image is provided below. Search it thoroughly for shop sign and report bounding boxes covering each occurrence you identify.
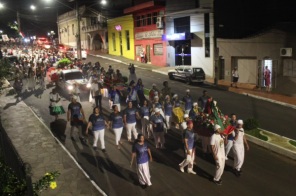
[135,30,163,40]
[162,32,192,41]
[115,25,122,31]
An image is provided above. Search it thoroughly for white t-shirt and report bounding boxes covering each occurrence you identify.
[234,128,244,146]
[210,133,225,158]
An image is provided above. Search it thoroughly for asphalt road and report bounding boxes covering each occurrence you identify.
[15,56,296,196]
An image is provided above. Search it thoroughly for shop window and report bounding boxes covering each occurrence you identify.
[142,15,146,26]
[112,33,116,51]
[72,24,75,35]
[147,14,152,25]
[153,12,158,24]
[154,44,163,56]
[136,16,141,27]
[126,30,130,50]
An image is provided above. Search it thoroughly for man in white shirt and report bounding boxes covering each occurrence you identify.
[210,124,227,185]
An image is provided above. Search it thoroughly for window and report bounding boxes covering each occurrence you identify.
[126,30,130,50]
[153,12,158,24]
[112,33,116,51]
[204,13,210,57]
[147,14,152,25]
[154,43,163,56]
[72,24,75,35]
[136,16,141,27]
[135,45,142,56]
[142,15,146,26]
[174,16,190,33]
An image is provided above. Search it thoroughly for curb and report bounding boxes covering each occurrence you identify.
[242,93,296,110]
[245,129,296,161]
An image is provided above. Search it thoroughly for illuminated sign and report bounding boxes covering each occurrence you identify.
[162,32,192,41]
[135,30,163,40]
[115,25,122,31]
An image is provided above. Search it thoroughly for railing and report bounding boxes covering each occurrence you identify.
[81,22,107,32]
[0,120,33,196]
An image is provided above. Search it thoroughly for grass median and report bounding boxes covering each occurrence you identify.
[245,128,268,141]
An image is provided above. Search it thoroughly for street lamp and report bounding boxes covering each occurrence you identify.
[30,5,36,11]
[0,2,4,9]
[101,0,107,5]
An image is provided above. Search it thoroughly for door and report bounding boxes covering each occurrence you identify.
[119,32,123,56]
[146,45,151,63]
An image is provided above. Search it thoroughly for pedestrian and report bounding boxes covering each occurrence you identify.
[13,77,23,100]
[179,120,196,175]
[182,89,193,114]
[140,49,145,63]
[108,105,124,149]
[150,108,166,149]
[231,67,239,88]
[130,134,153,189]
[225,113,237,160]
[198,90,210,112]
[49,89,65,120]
[67,96,86,142]
[128,63,137,83]
[210,124,227,185]
[264,66,271,92]
[172,94,184,129]
[27,64,36,91]
[127,80,138,108]
[86,107,108,152]
[140,99,151,138]
[189,102,200,120]
[163,95,173,130]
[70,83,81,102]
[90,79,100,108]
[149,84,160,102]
[109,85,123,111]
[124,101,140,142]
[233,119,250,177]
[152,95,164,117]
[160,81,171,102]
[136,78,146,107]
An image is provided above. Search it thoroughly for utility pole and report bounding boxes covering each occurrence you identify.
[76,0,82,59]
[17,10,21,33]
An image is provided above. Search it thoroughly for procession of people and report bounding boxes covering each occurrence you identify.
[1,44,250,189]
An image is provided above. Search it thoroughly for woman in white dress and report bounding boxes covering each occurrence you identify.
[49,89,65,120]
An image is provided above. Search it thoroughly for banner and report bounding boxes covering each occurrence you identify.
[2,34,9,42]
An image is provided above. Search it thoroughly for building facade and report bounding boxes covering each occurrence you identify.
[124,1,166,66]
[57,6,107,51]
[217,29,296,94]
[107,15,135,60]
[164,0,215,77]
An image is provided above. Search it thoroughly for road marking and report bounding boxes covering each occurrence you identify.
[25,103,107,196]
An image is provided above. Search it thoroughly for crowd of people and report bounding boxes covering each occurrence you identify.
[1,44,250,189]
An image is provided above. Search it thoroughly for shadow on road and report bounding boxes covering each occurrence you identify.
[50,119,67,144]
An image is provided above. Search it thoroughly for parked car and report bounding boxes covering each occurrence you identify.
[168,65,205,84]
[56,69,91,95]
[66,47,87,60]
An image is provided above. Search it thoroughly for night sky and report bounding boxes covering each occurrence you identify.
[0,0,295,38]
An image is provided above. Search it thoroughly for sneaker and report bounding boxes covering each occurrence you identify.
[187,170,196,175]
[234,169,241,177]
[179,166,184,173]
[213,180,222,185]
[140,184,147,189]
[102,149,107,153]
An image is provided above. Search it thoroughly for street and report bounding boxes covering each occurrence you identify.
[16,55,296,196]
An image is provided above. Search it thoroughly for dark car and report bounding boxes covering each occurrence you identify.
[168,65,205,84]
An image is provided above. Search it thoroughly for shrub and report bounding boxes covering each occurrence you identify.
[57,58,71,69]
[244,118,260,130]
[289,140,296,147]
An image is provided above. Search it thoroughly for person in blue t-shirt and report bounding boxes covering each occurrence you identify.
[179,120,197,175]
[163,95,173,130]
[182,89,193,114]
[136,78,146,107]
[86,107,108,152]
[225,113,237,160]
[140,99,151,138]
[127,80,138,108]
[131,134,153,189]
[124,101,140,142]
[109,105,124,149]
[67,95,86,142]
[150,108,167,149]
[189,102,200,121]
[109,85,123,111]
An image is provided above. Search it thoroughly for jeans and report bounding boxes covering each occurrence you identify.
[94,95,102,110]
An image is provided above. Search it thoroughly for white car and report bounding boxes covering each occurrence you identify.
[168,65,206,84]
[57,69,91,94]
[66,47,87,60]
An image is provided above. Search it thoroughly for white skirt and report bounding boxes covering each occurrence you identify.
[137,162,152,186]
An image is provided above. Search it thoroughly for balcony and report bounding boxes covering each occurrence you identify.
[82,22,107,33]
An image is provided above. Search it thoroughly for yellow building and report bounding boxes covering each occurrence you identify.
[107,15,134,60]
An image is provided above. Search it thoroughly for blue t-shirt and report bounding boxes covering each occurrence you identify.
[154,102,162,109]
[128,87,137,101]
[109,112,123,129]
[183,96,193,110]
[89,114,105,131]
[189,108,199,120]
[109,90,120,104]
[132,142,149,164]
[68,102,82,119]
[140,106,150,117]
[124,108,137,124]
[164,102,173,116]
[185,130,195,150]
[150,114,165,132]
[174,100,181,107]
[228,120,237,140]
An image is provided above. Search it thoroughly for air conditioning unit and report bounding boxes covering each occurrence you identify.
[157,16,162,23]
[280,48,292,57]
[156,21,163,29]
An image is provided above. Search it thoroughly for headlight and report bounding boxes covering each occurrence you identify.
[86,83,91,88]
[68,85,73,90]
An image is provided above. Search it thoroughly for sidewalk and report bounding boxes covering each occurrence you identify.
[0,80,104,195]
[89,51,296,109]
